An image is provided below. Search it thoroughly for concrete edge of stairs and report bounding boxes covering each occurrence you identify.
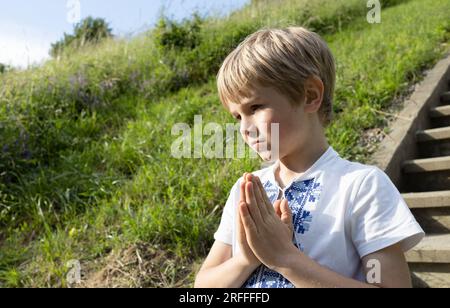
[370,53,450,288]
[402,190,450,209]
[370,53,450,186]
[405,234,450,263]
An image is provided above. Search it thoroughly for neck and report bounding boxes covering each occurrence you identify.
[275,126,329,189]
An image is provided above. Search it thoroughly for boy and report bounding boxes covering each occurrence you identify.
[194,27,424,288]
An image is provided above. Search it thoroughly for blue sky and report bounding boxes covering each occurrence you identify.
[0,0,249,68]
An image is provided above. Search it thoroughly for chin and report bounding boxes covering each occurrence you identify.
[258,150,278,163]
[251,142,281,162]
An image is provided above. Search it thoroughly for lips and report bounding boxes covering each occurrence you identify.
[250,140,265,147]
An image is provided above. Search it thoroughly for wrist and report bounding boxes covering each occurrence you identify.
[234,254,261,271]
[273,245,303,275]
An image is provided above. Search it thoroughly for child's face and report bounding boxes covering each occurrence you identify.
[227,85,314,162]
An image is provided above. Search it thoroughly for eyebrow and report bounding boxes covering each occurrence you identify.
[229,99,264,118]
[229,98,261,112]
[240,97,263,105]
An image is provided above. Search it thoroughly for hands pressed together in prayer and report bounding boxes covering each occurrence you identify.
[236,172,298,270]
[196,172,407,288]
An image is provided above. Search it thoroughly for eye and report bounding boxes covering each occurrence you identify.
[234,114,241,121]
[251,105,263,112]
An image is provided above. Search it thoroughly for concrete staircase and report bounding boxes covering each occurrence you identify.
[402,80,450,288]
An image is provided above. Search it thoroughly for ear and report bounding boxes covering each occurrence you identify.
[303,75,324,114]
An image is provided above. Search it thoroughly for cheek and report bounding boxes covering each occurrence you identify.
[257,108,302,143]
[271,113,302,146]
[253,112,276,139]
[266,113,289,138]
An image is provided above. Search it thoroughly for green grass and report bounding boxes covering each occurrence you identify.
[1,0,450,287]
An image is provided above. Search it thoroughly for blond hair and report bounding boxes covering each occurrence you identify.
[217,26,336,127]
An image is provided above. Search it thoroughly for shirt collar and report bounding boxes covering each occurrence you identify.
[265,146,339,193]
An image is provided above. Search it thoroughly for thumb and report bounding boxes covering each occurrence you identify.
[280,199,292,226]
[273,199,282,218]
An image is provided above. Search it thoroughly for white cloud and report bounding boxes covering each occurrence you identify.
[0,24,56,68]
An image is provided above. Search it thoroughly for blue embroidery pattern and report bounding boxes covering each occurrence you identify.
[286,179,321,235]
[244,266,293,288]
[263,180,279,203]
[242,177,322,288]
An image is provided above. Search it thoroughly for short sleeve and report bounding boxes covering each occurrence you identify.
[213,179,241,246]
[349,167,425,258]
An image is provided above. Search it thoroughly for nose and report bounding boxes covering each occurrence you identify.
[240,118,258,141]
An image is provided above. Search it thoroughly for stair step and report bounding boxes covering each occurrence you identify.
[403,155,450,173]
[410,264,450,288]
[416,126,450,142]
[417,138,450,158]
[406,234,450,263]
[411,207,450,234]
[402,191,450,209]
[429,105,450,118]
[442,91,450,104]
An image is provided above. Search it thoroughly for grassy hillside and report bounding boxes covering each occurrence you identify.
[1,0,449,287]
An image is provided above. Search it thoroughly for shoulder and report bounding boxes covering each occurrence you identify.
[342,160,405,216]
[345,162,393,192]
[328,156,385,185]
[329,157,396,203]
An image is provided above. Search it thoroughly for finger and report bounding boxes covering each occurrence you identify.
[244,173,250,199]
[245,173,252,186]
[237,201,247,243]
[273,199,282,218]
[239,177,246,203]
[244,172,250,182]
[250,175,270,219]
[240,202,258,236]
[237,176,247,239]
[280,199,292,225]
[255,176,275,215]
[245,181,264,225]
